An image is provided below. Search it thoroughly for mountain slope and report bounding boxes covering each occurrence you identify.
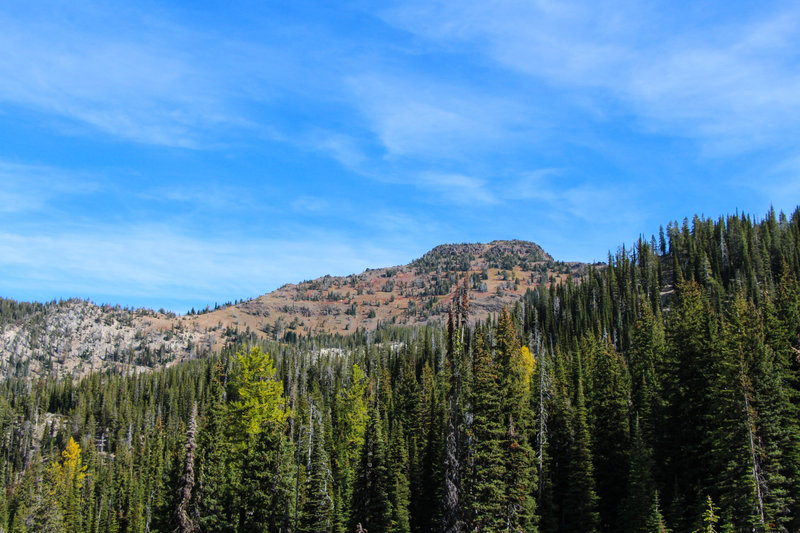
[0,240,588,379]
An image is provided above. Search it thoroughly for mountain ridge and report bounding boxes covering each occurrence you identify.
[0,239,588,379]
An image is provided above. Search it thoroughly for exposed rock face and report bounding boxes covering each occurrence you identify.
[0,299,217,379]
[0,240,590,379]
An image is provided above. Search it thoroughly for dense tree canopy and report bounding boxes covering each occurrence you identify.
[1,207,800,532]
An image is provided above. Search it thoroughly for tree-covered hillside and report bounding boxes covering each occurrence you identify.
[1,207,799,532]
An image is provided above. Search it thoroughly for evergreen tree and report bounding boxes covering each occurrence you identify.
[628,299,665,446]
[619,419,662,533]
[468,329,506,531]
[196,363,239,532]
[300,406,334,533]
[662,279,716,529]
[495,310,536,531]
[568,355,600,532]
[588,338,631,531]
[387,421,411,533]
[351,407,391,532]
[695,496,719,533]
[442,284,469,533]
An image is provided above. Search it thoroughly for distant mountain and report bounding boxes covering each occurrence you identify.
[0,240,589,379]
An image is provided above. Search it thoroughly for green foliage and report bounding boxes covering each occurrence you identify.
[300,409,334,533]
[569,356,600,532]
[350,407,391,532]
[696,496,719,533]
[342,363,368,465]
[469,330,506,530]
[230,346,288,435]
[1,207,800,532]
[387,421,411,533]
[619,419,664,533]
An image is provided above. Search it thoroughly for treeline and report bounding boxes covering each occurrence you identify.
[523,207,800,531]
[0,207,798,532]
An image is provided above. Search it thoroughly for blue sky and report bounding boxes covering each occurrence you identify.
[1,1,799,313]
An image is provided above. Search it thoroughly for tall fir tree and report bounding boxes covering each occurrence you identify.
[567,354,600,532]
[350,406,391,532]
[468,329,506,531]
[300,405,334,533]
[387,421,411,533]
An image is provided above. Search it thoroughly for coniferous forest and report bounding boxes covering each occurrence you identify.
[2,208,800,532]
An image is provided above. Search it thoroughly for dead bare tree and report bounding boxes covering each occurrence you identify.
[175,403,198,533]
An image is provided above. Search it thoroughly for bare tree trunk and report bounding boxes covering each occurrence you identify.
[176,403,198,533]
[443,405,460,533]
[538,340,546,500]
[740,358,765,525]
[442,281,469,533]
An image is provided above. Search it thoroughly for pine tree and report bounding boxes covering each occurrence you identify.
[588,338,630,531]
[568,355,599,532]
[662,279,715,529]
[495,310,536,531]
[300,405,334,533]
[647,492,669,533]
[415,362,445,532]
[619,418,661,533]
[468,329,506,531]
[442,284,469,533]
[695,496,719,533]
[238,417,294,532]
[196,363,239,532]
[531,340,557,533]
[350,406,391,532]
[628,299,665,446]
[387,421,411,533]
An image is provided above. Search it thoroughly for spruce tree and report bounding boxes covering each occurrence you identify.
[468,329,506,531]
[588,338,630,531]
[387,421,411,533]
[350,406,391,532]
[619,418,661,533]
[196,363,239,532]
[300,407,334,533]
[495,310,536,531]
[568,355,599,532]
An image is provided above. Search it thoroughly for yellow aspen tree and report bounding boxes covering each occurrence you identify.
[520,345,536,396]
[50,437,88,532]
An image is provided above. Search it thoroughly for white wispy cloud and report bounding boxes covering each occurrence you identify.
[380,1,641,88]
[628,10,800,151]
[0,7,265,147]
[290,196,334,214]
[512,168,643,227]
[0,160,100,214]
[311,132,370,170]
[382,1,800,151]
[345,73,534,161]
[138,183,267,213]
[417,172,498,205]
